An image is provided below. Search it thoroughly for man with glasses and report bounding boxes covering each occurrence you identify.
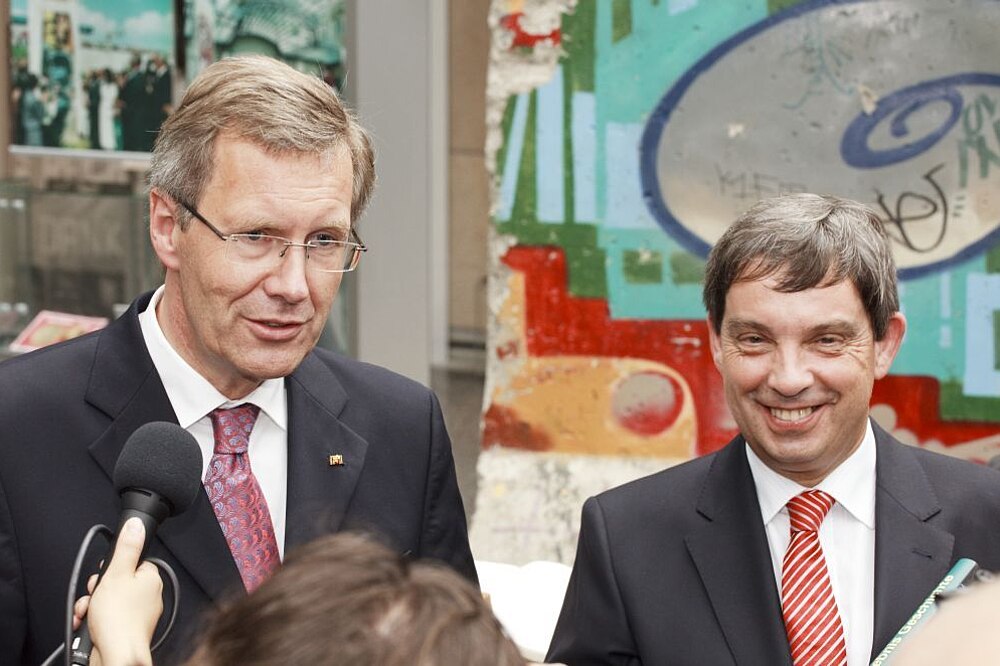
[0,55,476,666]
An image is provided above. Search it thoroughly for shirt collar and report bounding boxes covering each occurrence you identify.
[746,419,877,529]
[138,286,287,430]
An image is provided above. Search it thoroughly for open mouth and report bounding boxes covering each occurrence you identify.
[769,406,815,422]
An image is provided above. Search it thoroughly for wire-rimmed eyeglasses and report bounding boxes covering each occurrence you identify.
[178,201,367,273]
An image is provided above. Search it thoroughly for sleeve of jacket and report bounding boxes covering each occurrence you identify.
[0,471,27,665]
[547,496,642,666]
[418,391,478,585]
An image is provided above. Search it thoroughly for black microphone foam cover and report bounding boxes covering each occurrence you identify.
[113,421,203,515]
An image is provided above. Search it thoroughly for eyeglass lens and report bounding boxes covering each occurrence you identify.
[226,235,360,272]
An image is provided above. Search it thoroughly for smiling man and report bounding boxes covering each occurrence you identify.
[548,194,1000,666]
[0,56,475,666]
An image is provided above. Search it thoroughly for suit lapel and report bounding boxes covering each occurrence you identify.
[870,424,954,659]
[86,295,242,601]
[283,353,369,551]
[685,439,793,666]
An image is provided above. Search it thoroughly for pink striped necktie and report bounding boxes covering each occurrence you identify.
[781,490,847,666]
[205,404,280,592]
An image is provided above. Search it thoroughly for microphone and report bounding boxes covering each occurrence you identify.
[111,421,203,558]
[870,558,981,665]
[70,422,203,666]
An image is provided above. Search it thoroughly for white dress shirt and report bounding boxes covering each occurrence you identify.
[746,420,877,666]
[138,286,288,558]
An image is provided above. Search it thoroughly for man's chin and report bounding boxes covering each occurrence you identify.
[237,354,307,383]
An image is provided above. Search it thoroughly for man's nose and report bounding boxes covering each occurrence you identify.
[766,346,814,397]
[264,244,311,302]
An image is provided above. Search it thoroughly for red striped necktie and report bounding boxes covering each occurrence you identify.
[205,404,280,592]
[781,490,848,666]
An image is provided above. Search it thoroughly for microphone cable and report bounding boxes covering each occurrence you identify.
[38,523,181,666]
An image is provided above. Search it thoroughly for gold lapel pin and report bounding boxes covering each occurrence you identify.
[328,454,345,466]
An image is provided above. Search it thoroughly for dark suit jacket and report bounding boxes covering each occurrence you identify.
[547,425,1000,665]
[0,294,476,665]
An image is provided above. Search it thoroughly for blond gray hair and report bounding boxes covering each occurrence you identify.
[149,55,375,226]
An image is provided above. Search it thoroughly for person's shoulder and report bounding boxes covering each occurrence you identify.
[300,350,445,441]
[0,328,101,385]
[306,347,435,404]
[883,436,1000,510]
[591,446,724,518]
[0,330,104,433]
[892,437,1000,483]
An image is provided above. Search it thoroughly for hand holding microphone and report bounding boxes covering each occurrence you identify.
[61,422,202,666]
[72,518,161,666]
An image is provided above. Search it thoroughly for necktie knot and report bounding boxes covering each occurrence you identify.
[209,403,260,455]
[786,490,835,534]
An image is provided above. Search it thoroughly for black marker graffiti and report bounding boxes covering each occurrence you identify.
[874,164,948,254]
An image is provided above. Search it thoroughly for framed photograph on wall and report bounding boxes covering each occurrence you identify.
[9,0,175,153]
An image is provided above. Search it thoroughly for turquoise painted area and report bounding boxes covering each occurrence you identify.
[892,254,985,380]
[595,1,768,123]
[592,0,768,232]
[599,228,706,319]
[603,122,660,230]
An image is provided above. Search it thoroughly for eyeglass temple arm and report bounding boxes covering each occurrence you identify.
[350,227,367,251]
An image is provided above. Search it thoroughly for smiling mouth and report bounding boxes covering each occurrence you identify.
[769,406,815,422]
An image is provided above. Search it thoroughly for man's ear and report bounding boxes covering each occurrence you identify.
[149,189,181,271]
[874,312,907,379]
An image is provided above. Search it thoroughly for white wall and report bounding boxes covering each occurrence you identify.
[351,0,448,385]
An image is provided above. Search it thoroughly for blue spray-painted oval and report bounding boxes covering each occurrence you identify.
[639,0,1000,279]
[840,74,1000,168]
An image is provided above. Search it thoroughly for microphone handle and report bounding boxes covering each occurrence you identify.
[69,502,164,665]
[69,623,95,665]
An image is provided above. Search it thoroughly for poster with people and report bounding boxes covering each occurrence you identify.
[9,0,174,153]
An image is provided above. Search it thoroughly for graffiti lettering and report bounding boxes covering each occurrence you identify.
[783,15,853,110]
[957,94,1000,187]
[874,164,948,254]
[862,12,920,49]
[886,11,920,36]
[714,165,806,201]
[841,73,1000,169]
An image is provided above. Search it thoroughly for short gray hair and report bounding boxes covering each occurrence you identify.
[149,55,375,226]
[703,193,899,339]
